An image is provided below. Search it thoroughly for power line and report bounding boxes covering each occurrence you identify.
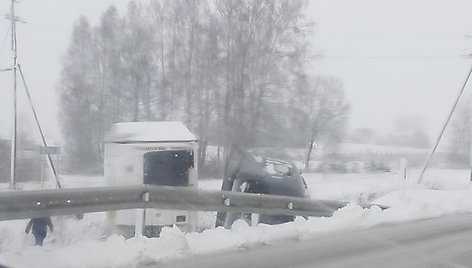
[318,54,469,61]
[314,30,466,38]
[22,21,71,33]
[0,25,12,59]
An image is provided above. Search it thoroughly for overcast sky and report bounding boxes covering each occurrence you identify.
[1,0,472,143]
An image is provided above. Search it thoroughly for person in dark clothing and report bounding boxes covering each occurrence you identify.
[25,217,54,246]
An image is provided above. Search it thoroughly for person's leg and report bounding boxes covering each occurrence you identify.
[33,232,45,246]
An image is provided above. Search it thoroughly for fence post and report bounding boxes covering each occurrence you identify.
[400,158,408,179]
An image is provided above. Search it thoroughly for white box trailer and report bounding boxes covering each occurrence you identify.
[104,121,198,236]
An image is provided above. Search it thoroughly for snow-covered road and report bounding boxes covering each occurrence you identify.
[162,212,472,268]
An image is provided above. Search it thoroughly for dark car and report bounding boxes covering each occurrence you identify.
[216,147,309,228]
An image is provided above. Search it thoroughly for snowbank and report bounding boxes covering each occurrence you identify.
[0,205,384,268]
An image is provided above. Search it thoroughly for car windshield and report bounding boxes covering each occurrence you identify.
[1,1,472,267]
[264,160,291,176]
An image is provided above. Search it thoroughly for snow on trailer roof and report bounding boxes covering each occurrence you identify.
[104,121,197,143]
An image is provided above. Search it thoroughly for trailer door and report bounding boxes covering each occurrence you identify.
[143,150,192,186]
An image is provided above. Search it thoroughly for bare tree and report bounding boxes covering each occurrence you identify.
[295,76,349,169]
[57,0,326,174]
[446,99,472,166]
[58,17,102,172]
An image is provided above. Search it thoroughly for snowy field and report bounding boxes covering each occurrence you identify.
[1,169,472,267]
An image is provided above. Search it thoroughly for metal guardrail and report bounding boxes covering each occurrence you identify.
[0,186,146,221]
[0,185,362,221]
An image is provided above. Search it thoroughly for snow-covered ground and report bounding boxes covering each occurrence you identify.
[1,169,472,268]
[338,143,430,155]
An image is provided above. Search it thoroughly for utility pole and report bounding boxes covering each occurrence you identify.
[9,0,18,189]
[417,65,472,183]
[4,0,62,189]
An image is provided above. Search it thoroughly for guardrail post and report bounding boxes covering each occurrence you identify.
[251,214,260,227]
[135,191,149,238]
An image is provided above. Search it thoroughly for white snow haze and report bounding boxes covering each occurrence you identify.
[3,1,472,267]
[1,0,472,140]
